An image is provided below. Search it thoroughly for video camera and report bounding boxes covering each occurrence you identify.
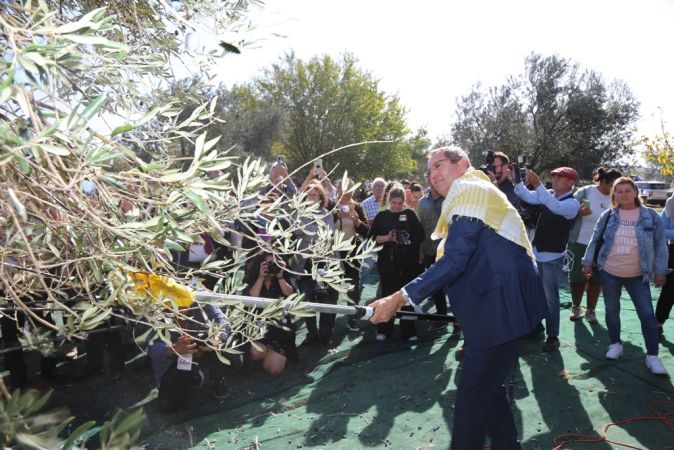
[479,150,495,175]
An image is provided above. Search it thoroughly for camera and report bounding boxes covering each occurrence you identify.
[395,215,410,245]
[479,150,495,175]
[511,156,531,183]
[395,229,411,245]
[266,260,281,275]
[276,155,286,166]
[340,205,350,214]
[314,159,322,171]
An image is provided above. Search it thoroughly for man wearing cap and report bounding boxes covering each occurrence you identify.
[514,167,581,352]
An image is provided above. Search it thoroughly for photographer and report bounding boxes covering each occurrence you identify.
[514,166,580,353]
[300,159,337,202]
[243,253,297,375]
[259,156,297,201]
[485,151,521,209]
[368,184,425,341]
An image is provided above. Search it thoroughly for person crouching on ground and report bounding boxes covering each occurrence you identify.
[139,274,235,413]
[243,253,297,375]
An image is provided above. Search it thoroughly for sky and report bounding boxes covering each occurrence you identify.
[213,0,674,143]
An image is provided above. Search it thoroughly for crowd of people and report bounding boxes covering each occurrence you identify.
[1,149,672,425]
[368,147,672,449]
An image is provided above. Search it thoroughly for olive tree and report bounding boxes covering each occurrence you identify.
[451,53,640,178]
[0,1,373,446]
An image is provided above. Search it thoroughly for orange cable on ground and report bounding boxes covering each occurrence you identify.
[551,400,674,449]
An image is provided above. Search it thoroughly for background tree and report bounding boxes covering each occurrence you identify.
[640,121,674,177]
[451,53,640,178]
[255,52,421,179]
[147,53,427,180]
[214,84,285,160]
[142,78,285,162]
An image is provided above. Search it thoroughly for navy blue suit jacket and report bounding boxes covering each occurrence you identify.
[405,216,547,349]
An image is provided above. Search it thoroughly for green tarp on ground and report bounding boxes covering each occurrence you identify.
[136,278,674,450]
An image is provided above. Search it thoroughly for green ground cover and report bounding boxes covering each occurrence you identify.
[136,277,673,450]
[9,273,670,449]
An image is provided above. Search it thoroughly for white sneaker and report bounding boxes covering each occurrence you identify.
[646,355,668,375]
[407,335,418,342]
[605,342,624,360]
[375,333,386,341]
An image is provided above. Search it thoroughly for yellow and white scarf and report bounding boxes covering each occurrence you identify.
[432,168,534,260]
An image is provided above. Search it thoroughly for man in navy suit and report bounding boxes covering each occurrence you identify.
[370,146,546,450]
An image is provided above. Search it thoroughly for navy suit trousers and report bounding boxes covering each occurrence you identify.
[451,339,522,450]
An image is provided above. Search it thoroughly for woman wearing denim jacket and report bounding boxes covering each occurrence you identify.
[655,189,674,336]
[581,177,668,375]
[567,167,622,323]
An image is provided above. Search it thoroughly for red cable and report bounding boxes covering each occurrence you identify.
[551,400,674,449]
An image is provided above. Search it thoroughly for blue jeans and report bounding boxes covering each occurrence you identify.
[600,271,660,356]
[538,256,564,337]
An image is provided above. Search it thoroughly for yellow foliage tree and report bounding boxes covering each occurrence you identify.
[640,124,674,176]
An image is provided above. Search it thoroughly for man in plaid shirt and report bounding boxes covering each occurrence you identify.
[361,177,386,221]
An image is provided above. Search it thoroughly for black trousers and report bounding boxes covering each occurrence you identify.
[377,264,417,338]
[655,244,674,325]
[157,351,229,413]
[452,339,522,450]
[299,277,338,341]
[422,254,448,315]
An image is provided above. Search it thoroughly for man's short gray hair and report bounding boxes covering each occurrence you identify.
[429,146,471,166]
